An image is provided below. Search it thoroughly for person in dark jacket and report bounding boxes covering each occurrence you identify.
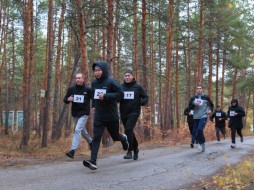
[227,99,245,148]
[210,105,227,141]
[120,70,149,160]
[184,107,194,148]
[82,61,129,170]
[64,73,93,159]
[188,85,214,152]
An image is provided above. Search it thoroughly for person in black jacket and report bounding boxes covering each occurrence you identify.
[83,61,129,170]
[120,70,149,160]
[210,105,227,141]
[227,99,245,148]
[184,107,194,148]
[64,73,93,159]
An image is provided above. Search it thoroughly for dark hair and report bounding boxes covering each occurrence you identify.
[216,105,220,108]
[124,69,133,75]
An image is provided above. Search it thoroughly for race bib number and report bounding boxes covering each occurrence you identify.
[216,113,221,117]
[230,111,235,116]
[194,98,203,105]
[94,89,106,99]
[73,95,84,103]
[124,91,134,99]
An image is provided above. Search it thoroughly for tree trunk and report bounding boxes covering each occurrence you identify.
[51,0,66,140]
[132,0,139,82]
[196,0,205,85]
[163,0,174,131]
[41,0,54,147]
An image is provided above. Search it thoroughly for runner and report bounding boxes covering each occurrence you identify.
[64,73,93,159]
[188,85,214,152]
[227,99,245,148]
[184,107,194,148]
[120,70,149,160]
[210,105,227,141]
[83,61,129,170]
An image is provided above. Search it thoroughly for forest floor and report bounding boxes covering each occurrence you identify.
[0,125,254,189]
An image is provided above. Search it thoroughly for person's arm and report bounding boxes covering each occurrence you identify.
[210,112,215,122]
[103,79,124,101]
[140,85,149,106]
[221,111,227,121]
[63,87,72,104]
[237,107,246,117]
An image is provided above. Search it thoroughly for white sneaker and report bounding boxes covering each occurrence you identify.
[197,144,202,151]
[231,144,236,149]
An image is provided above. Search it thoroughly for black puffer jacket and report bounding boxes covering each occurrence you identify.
[119,79,149,119]
[227,99,245,129]
[91,61,123,121]
[63,84,92,117]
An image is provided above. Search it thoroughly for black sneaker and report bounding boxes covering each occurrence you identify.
[240,136,243,143]
[190,143,194,148]
[133,148,139,160]
[66,150,75,159]
[231,144,236,149]
[123,151,132,159]
[83,160,97,170]
[121,134,129,151]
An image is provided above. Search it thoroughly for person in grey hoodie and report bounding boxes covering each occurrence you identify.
[188,85,214,152]
[82,61,129,170]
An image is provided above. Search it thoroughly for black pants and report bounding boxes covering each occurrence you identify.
[216,127,226,141]
[91,120,124,161]
[122,115,139,152]
[230,127,243,144]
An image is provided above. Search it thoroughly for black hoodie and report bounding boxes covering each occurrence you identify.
[119,79,149,119]
[91,61,124,121]
[210,108,227,128]
[227,99,245,129]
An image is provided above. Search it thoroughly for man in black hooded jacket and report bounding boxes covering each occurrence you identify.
[120,70,149,160]
[227,99,245,148]
[83,61,129,170]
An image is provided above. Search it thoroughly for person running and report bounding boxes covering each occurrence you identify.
[64,73,93,159]
[227,99,245,148]
[188,85,214,152]
[210,105,227,142]
[119,70,149,160]
[83,61,129,170]
[184,107,194,148]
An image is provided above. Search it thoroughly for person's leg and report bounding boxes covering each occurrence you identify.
[231,127,236,148]
[216,127,220,141]
[197,117,207,144]
[71,115,91,150]
[106,120,129,151]
[80,116,93,144]
[220,127,226,139]
[236,128,243,142]
[124,116,139,152]
[192,120,199,145]
[90,120,105,162]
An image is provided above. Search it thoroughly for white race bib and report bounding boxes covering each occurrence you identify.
[230,111,235,116]
[216,113,221,117]
[73,95,84,103]
[94,89,106,99]
[194,98,203,105]
[124,91,134,99]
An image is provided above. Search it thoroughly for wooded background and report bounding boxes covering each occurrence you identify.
[0,0,253,148]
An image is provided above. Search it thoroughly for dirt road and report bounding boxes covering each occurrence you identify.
[0,137,253,190]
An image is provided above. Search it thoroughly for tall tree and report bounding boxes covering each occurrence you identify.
[21,0,33,147]
[41,0,54,147]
